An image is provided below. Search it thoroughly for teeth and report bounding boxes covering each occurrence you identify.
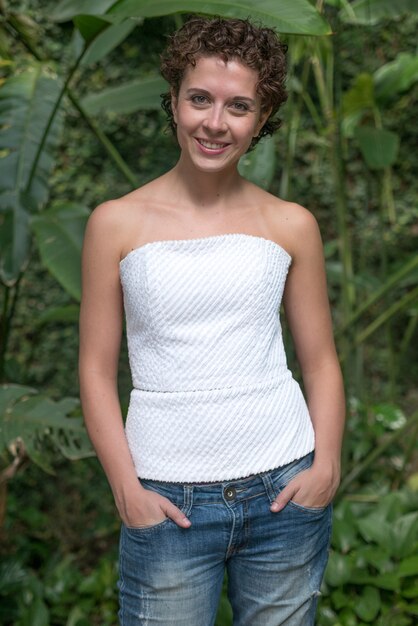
[198,139,227,149]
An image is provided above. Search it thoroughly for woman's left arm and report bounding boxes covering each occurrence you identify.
[271,207,345,512]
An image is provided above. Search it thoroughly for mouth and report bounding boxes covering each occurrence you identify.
[196,138,230,152]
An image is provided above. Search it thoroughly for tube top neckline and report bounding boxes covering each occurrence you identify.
[119,232,292,266]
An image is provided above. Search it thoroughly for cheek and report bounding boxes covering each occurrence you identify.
[174,111,195,148]
[176,107,201,133]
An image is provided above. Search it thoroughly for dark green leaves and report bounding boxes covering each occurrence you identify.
[354,126,400,170]
[73,14,113,42]
[374,52,418,102]
[322,493,418,622]
[50,0,117,22]
[31,203,89,301]
[0,66,63,285]
[0,384,93,472]
[52,0,331,35]
[81,76,168,115]
[238,136,276,190]
[340,0,418,25]
[108,0,331,35]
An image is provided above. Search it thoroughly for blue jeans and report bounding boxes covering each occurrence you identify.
[118,451,332,625]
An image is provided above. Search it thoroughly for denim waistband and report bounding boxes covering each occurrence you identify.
[140,451,314,507]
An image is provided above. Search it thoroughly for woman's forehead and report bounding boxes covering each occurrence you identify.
[180,55,259,93]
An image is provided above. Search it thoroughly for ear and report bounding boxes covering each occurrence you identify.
[254,106,272,137]
[171,89,178,124]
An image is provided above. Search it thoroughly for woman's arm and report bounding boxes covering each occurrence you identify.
[79,202,191,528]
[271,207,345,512]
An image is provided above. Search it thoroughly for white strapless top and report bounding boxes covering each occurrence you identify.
[119,233,314,482]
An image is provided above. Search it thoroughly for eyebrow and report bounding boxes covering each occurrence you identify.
[186,88,256,106]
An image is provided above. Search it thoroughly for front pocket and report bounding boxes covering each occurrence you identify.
[271,452,314,492]
[287,500,328,515]
[124,516,172,533]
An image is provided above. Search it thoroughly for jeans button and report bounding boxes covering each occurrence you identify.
[224,486,236,501]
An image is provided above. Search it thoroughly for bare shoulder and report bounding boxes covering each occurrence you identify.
[257,190,322,260]
[87,188,146,235]
[84,179,162,261]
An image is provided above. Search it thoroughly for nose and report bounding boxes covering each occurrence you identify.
[203,105,227,134]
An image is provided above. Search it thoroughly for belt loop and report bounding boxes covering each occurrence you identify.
[183,485,193,517]
[261,471,276,504]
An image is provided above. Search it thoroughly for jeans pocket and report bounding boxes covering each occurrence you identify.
[125,479,188,532]
[270,452,329,513]
[287,500,329,514]
[271,452,314,492]
[124,516,172,533]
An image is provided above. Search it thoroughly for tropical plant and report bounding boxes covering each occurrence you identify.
[279,1,418,413]
[318,489,418,626]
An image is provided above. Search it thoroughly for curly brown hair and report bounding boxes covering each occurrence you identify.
[160,16,288,150]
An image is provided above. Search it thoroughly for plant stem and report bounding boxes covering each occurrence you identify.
[10,20,139,189]
[337,254,418,333]
[337,410,418,497]
[394,422,418,490]
[397,311,418,377]
[0,278,21,382]
[67,92,139,188]
[25,47,88,195]
[382,166,396,224]
[280,55,311,199]
[0,285,11,381]
[353,285,418,346]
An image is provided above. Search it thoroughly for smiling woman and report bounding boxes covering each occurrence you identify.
[160,15,288,151]
[79,14,345,626]
[170,56,269,172]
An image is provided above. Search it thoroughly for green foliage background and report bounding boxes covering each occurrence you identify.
[0,0,418,624]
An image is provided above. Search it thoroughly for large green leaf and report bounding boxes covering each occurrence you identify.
[357,510,418,559]
[342,73,375,117]
[50,0,117,22]
[107,0,332,35]
[0,384,94,472]
[324,551,352,587]
[374,52,418,102]
[354,586,381,622]
[357,513,392,547]
[80,17,139,63]
[340,0,418,25]
[0,65,63,284]
[390,513,418,559]
[81,75,168,115]
[31,203,89,301]
[238,135,276,190]
[399,556,418,578]
[354,126,400,170]
[37,304,80,325]
[0,384,35,413]
[73,14,113,42]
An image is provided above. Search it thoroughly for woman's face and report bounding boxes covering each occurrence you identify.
[171,55,269,173]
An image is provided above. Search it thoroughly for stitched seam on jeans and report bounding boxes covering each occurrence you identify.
[225,505,236,559]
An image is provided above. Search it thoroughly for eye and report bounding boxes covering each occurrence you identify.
[190,94,209,105]
[231,101,249,112]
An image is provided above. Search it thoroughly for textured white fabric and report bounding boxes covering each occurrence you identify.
[119,233,315,482]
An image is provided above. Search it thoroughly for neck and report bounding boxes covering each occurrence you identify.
[167,155,245,212]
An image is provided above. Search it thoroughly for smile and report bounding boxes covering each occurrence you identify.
[196,139,230,150]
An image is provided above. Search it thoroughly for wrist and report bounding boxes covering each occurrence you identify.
[311,455,341,479]
[112,475,145,505]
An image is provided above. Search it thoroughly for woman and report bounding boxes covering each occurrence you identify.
[79,15,345,626]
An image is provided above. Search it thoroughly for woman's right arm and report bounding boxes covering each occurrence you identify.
[79,203,191,529]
